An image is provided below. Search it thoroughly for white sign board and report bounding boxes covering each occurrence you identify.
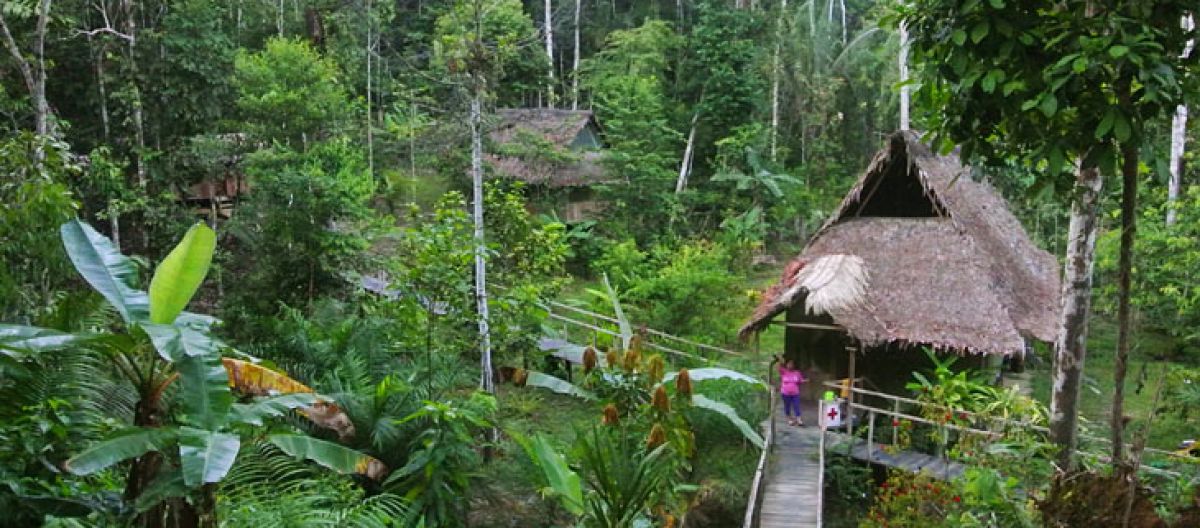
[819,400,843,429]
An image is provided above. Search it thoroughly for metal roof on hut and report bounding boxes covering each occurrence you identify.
[486,108,609,188]
[740,131,1060,356]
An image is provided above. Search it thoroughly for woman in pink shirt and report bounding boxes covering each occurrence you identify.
[774,355,807,426]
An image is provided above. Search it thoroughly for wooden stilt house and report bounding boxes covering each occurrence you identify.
[739,131,1061,400]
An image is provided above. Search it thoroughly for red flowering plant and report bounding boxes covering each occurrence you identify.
[860,470,967,527]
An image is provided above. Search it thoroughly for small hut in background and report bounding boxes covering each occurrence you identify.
[487,108,610,221]
[739,131,1060,400]
[177,133,254,221]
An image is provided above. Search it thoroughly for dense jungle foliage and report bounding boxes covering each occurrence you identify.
[1,0,1198,526]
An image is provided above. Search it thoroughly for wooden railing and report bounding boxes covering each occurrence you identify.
[825,382,1188,478]
[742,386,776,528]
[541,300,748,365]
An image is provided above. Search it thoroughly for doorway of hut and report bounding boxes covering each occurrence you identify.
[776,309,995,418]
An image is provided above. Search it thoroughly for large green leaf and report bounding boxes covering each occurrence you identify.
[143,323,222,362]
[269,434,388,480]
[663,368,763,387]
[175,352,235,431]
[149,223,216,325]
[133,468,187,513]
[65,428,177,475]
[178,427,240,486]
[690,395,764,449]
[0,324,90,358]
[519,435,584,515]
[602,274,632,351]
[525,371,596,401]
[231,393,322,426]
[60,220,149,324]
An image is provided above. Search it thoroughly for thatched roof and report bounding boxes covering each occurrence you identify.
[490,108,599,146]
[740,131,1060,356]
[486,108,609,188]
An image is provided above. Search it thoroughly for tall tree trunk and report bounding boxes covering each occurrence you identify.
[94,39,111,141]
[122,0,149,250]
[1049,164,1103,470]
[571,0,581,110]
[676,111,700,193]
[1111,139,1139,469]
[470,80,494,395]
[770,0,787,162]
[1168,105,1188,226]
[0,0,54,138]
[366,0,374,180]
[544,0,555,107]
[898,8,910,131]
[1167,14,1194,226]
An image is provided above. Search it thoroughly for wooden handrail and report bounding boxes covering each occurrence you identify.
[545,301,747,357]
[823,382,1186,477]
[742,387,776,528]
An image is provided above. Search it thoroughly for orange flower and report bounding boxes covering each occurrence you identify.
[602,404,620,425]
[646,423,667,448]
[652,385,671,413]
[582,347,598,373]
[676,368,693,398]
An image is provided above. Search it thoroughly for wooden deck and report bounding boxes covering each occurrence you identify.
[758,404,822,528]
[826,432,966,480]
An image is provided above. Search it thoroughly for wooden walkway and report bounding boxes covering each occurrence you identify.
[826,433,966,480]
[758,404,822,528]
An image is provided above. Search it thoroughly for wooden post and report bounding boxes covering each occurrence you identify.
[817,425,826,528]
[892,399,900,446]
[845,344,856,454]
[867,410,876,462]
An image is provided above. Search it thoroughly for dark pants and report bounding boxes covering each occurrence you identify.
[782,394,802,418]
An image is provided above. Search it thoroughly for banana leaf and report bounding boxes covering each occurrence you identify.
[65,428,177,476]
[517,435,584,515]
[177,427,240,486]
[148,223,216,325]
[525,371,596,401]
[663,368,763,387]
[60,220,149,324]
[0,324,91,358]
[269,434,388,481]
[691,395,764,449]
[175,353,235,431]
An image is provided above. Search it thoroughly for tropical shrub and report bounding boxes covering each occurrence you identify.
[521,427,676,528]
[1097,186,1200,358]
[0,133,79,322]
[1,221,381,526]
[226,138,379,322]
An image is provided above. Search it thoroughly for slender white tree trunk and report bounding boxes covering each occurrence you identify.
[1167,14,1194,226]
[571,0,581,110]
[898,15,910,131]
[1049,165,1103,470]
[470,82,495,394]
[676,112,700,193]
[544,0,555,108]
[0,0,54,138]
[366,0,374,180]
[770,0,787,162]
[840,0,846,44]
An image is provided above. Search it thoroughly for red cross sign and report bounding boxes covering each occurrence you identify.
[819,400,843,428]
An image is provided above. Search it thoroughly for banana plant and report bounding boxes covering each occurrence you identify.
[0,220,379,526]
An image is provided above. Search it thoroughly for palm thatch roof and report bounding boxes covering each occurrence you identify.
[486,108,609,188]
[740,131,1060,356]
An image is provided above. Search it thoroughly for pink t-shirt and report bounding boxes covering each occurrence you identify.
[779,366,805,396]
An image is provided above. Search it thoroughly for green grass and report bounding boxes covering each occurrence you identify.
[1029,317,1193,451]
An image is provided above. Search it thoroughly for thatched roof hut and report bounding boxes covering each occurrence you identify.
[486,108,608,188]
[740,131,1060,357]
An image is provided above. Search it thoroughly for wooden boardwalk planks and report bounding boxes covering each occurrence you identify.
[825,432,966,480]
[758,405,823,528]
